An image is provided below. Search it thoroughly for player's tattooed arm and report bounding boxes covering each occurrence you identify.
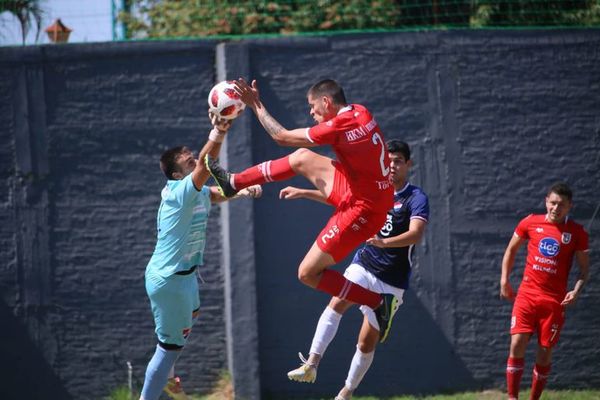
[256,108,285,139]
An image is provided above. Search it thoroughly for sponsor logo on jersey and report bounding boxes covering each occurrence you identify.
[532,264,557,274]
[536,227,544,233]
[561,232,572,244]
[364,118,377,132]
[344,126,369,142]
[380,214,393,237]
[534,255,557,266]
[394,201,403,211]
[539,237,560,257]
[343,119,378,142]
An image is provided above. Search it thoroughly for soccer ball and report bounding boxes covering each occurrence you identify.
[207,81,245,120]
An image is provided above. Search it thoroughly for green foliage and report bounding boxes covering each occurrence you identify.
[119,0,401,39]
[104,385,137,400]
[0,0,44,43]
[470,0,600,27]
[118,0,600,39]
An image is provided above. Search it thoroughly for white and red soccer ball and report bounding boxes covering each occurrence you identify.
[207,81,245,120]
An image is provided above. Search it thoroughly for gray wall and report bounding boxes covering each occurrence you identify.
[0,30,599,400]
[239,30,600,399]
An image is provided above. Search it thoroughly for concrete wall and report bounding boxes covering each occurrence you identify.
[0,30,599,400]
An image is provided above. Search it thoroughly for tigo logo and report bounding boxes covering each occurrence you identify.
[539,237,560,257]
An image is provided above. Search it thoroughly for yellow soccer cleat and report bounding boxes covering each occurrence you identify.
[287,353,317,383]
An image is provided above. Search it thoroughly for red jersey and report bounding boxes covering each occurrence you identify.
[306,104,394,212]
[515,214,589,301]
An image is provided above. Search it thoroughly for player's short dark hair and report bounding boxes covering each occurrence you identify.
[387,139,411,161]
[160,146,186,180]
[547,182,573,202]
[307,79,347,105]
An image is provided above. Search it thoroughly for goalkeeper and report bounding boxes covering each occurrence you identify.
[140,113,261,400]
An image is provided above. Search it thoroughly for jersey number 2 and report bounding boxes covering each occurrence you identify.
[372,132,390,177]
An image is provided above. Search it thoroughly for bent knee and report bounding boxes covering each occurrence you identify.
[298,268,319,287]
[357,340,376,353]
[289,148,315,169]
[297,268,311,283]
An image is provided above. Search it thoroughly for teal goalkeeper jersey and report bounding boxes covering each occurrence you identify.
[146,174,211,277]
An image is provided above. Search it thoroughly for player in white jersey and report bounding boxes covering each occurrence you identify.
[140,114,262,400]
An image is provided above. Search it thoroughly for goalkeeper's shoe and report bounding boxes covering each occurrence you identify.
[374,293,400,343]
[163,376,190,400]
[287,352,317,383]
[205,156,238,198]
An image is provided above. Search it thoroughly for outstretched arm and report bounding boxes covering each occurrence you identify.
[500,234,524,302]
[210,184,263,204]
[233,78,317,148]
[279,186,330,205]
[561,250,590,306]
[191,113,232,190]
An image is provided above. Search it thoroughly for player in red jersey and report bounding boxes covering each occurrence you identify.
[206,78,397,338]
[500,182,590,400]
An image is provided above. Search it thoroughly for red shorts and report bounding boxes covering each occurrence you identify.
[316,164,388,262]
[510,292,565,348]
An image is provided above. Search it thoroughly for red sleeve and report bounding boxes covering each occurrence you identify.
[575,226,589,252]
[307,120,339,145]
[514,215,532,239]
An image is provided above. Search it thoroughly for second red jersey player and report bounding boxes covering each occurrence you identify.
[500,183,590,400]
[514,213,588,303]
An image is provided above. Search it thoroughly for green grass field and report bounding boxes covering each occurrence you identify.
[332,390,600,400]
[107,386,600,400]
[191,389,600,400]
[190,389,600,400]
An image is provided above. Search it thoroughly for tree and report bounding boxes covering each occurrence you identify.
[0,0,44,44]
[118,0,401,39]
[118,0,600,40]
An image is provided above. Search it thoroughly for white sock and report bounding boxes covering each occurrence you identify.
[345,346,374,391]
[309,306,342,356]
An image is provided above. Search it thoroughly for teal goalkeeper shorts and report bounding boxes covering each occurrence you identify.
[145,270,200,347]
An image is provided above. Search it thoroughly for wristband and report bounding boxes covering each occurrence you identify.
[208,128,226,143]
